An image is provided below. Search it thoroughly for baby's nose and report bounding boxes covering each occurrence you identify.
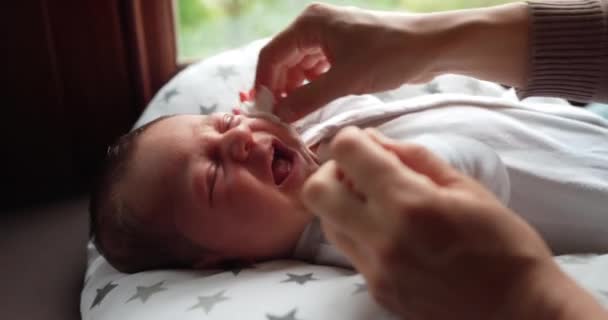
[222,125,252,162]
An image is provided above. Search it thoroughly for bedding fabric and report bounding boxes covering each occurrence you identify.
[82,39,608,320]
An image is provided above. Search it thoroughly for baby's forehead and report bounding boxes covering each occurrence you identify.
[135,117,200,174]
[161,113,213,126]
[145,114,215,138]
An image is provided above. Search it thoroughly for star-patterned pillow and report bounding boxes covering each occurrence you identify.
[82,243,397,320]
[132,39,269,129]
[82,237,608,320]
[82,37,608,320]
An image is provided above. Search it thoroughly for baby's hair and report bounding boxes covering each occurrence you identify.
[90,115,205,273]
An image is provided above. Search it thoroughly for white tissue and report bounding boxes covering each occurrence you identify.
[241,86,274,114]
[240,86,286,125]
[254,86,275,113]
[238,86,301,138]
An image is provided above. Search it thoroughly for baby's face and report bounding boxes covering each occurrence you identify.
[127,113,319,267]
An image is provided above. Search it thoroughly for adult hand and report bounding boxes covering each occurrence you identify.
[300,127,601,319]
[255,3,440,122]
[255,3,529,123]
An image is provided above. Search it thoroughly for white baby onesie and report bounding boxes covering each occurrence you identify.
[292,94,608,267]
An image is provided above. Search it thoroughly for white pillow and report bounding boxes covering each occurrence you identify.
[82,38,608,320]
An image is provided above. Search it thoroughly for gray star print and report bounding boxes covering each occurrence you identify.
[164,87,179,103]
[227,263,255,276]
[375,91,394,102]
[126,281,168,303]
[220,260,256,276]
[216,65,238,80]
[200,103,217,115]
[90,281,118,309]
[353,282,368,295]
[425,82,441,94]
[267,308,301,320]
[281,273,318,285]
[466,80,481,95]
[188,290,230,314]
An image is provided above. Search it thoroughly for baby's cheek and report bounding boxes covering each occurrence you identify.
[225,172,298,223]
[240,190,289,219]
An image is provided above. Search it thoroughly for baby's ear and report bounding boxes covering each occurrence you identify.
[191,253,226,269]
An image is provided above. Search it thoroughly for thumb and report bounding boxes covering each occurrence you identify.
[274,67,351,122]
[364,128,462,187]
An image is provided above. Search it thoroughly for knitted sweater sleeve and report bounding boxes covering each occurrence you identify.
[517,0,608,103]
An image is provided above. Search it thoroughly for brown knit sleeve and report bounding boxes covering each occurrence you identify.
[517,0,608,103]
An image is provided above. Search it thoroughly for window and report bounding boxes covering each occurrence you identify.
[175,0,517,62]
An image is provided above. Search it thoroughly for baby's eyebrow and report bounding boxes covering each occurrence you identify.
[201,115,215,126]
[204,113,228,127]
[191,115,214,135]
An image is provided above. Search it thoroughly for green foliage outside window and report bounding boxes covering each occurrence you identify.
[176,0,516,61]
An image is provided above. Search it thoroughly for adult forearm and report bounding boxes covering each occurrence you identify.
[504,259,608,320]
[423,0,608,103]
[425,2,530,88]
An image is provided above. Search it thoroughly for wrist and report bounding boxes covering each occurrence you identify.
[427,2,530,87]
[501,258,607,320]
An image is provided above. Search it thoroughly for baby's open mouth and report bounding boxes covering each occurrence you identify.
[271,141,293,186]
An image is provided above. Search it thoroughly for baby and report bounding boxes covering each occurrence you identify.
[90,111,323,273]
[91,94,608,273]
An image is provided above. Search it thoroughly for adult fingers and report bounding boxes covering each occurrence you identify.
[330,127,435,199]
[275,66,288,96]
[254,6,326,92]
[364,128,461,187]
[301,160,379,239]
[303,162,385,275]
[285,68,306,94]
[299,52,326,69]
[319,220,372,272]
[304,59,331,81]
[284,53,323,93]
[274,52,328,95]
[255,36,302,93]
[273,65,351,122]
